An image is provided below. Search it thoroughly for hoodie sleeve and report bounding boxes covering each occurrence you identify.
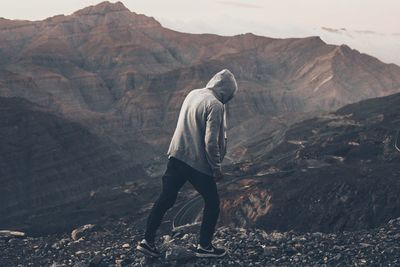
[204,102,224,176]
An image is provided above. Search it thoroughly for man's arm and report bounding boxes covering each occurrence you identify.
[205,103,224,180]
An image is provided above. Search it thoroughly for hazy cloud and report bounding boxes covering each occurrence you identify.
[322,26,384,36]
[216,1,263,9]
[321,27,353,38]
[354,30,380,35]
[321,27,346,34]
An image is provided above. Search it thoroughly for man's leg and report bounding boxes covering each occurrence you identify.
[144,158,186,243]
[187,170,220,247]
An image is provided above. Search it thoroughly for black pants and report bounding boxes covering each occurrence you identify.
[144,157,220,247]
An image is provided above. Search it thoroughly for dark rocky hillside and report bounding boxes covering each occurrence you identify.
[0,97,149,233]
[219,92,400,233]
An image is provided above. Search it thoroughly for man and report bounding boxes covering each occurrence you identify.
[137,69,238,258]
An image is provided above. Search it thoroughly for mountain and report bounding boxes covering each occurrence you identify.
[1,1,400,167]
[1,1,400,234]
[218,92,400,232]
[0,97,149,233]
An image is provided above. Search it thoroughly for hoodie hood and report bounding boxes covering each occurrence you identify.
[206,69,238,104]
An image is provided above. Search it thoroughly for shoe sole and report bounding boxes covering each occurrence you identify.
[195,251,227,258]
[136,245,160,257]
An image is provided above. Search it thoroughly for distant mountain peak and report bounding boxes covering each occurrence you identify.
[71,1,162,28]
[304,35,326,44]
[73,1,130,16]
[332,44,356,58]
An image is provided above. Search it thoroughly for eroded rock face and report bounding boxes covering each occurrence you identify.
[220,179,272,227]
[225,92,400,233]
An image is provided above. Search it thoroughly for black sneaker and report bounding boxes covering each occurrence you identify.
[136,239,160,257]
[195,244,227,258]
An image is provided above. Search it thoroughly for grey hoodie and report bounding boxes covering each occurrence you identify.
[167,69,238,176]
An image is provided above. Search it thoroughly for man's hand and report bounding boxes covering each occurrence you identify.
[213,169,223,182]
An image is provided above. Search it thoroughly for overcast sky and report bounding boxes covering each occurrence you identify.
[2,0,399,64]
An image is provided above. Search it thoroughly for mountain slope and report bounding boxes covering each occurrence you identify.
[219,92,400,232]
[0,97,147,233]
[0,1,400,166]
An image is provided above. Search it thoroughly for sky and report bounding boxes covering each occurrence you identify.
[1,0,399,64]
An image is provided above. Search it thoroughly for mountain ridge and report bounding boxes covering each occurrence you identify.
[73,1,131,16]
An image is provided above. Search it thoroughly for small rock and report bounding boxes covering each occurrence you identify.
[263,246,278,256]
[59,238,70,246]
[271,232,284,240]
[312,232,323,238]
[332,253,342,261]
[164,244,196,261]
[71,224,96,241]
[260,230,269,239]
[294,243,303,249]
[0,230,25,240]
[89,254,103,267]
[50,262,66,267]
[51,242,61,250]
[8,238,19,244]
[182,234,189,240]
[162,235,172,243]
[122,243,130,249]
[359,243,372,248]
[393,233,400,240]
[285,245,297,255]
[333,245,345,251]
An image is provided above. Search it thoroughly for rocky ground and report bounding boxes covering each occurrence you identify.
[1,216,400,266]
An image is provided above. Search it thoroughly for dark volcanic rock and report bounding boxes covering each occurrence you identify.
[1,216,400,266]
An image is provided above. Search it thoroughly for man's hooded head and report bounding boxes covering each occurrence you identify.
[206,69,238,104]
